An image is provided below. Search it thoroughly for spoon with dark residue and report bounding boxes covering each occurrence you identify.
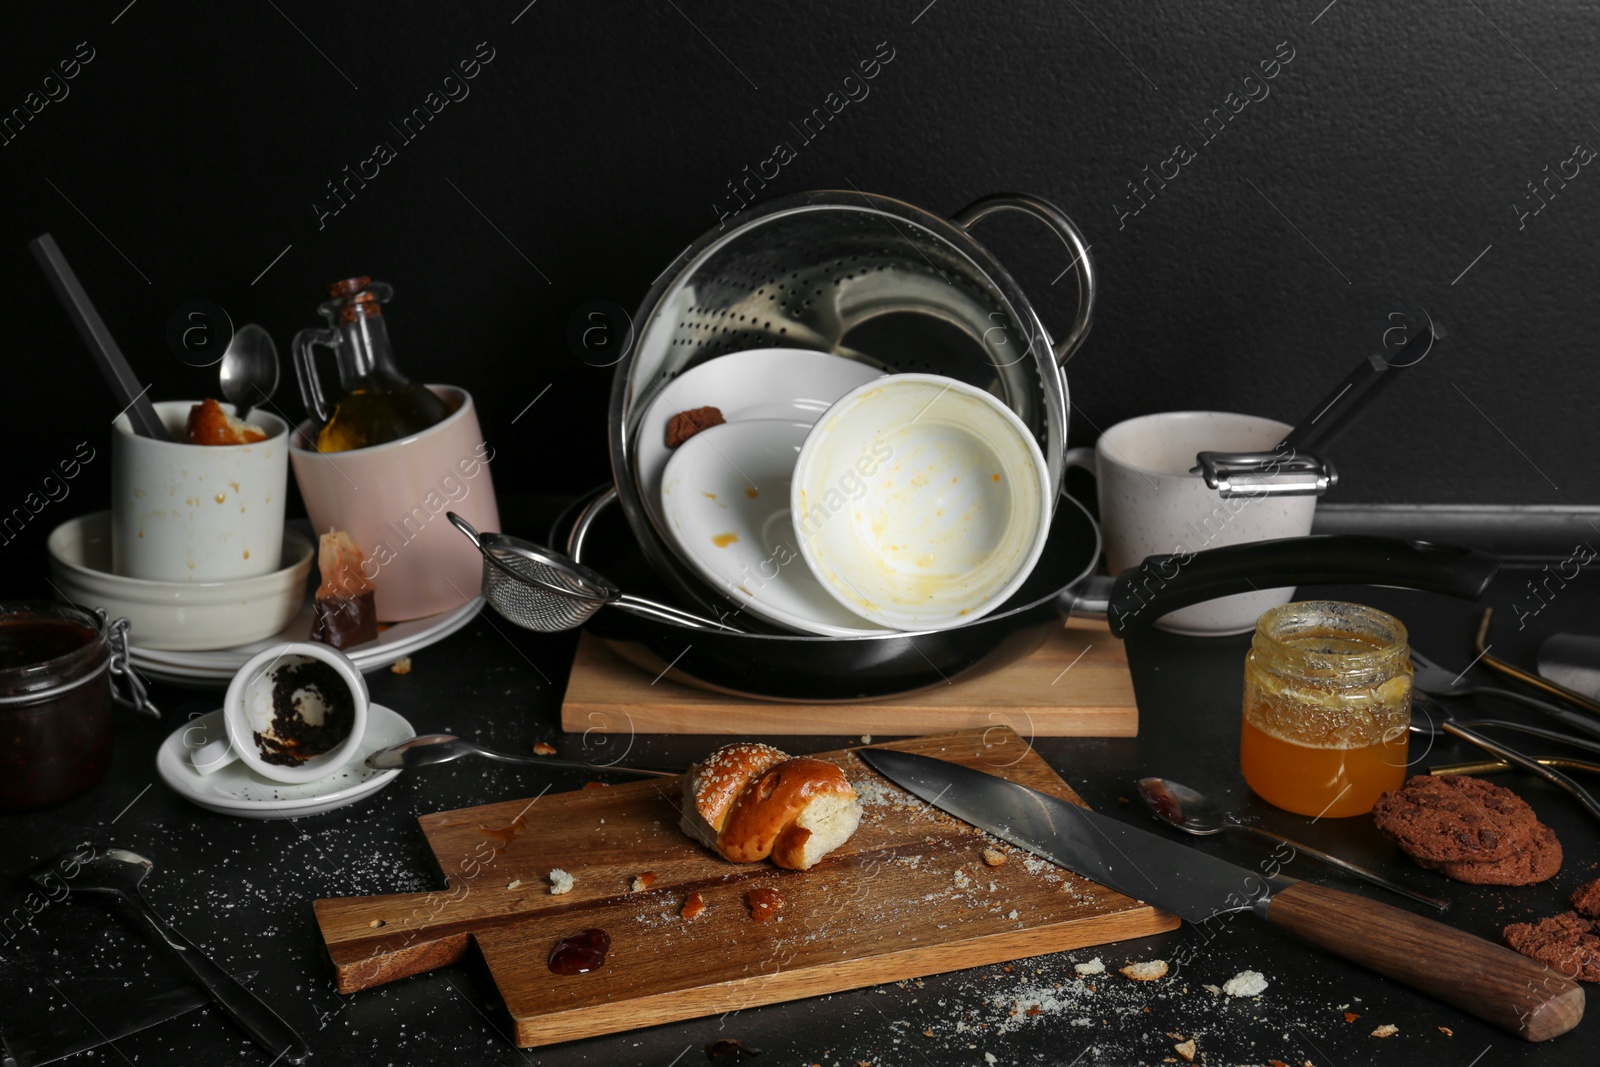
[1135,777,1448,910]
[366,733,676,776]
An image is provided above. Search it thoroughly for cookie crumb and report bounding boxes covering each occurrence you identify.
[1370,1024,1399,1038]
[506,879,521,890]
[532,741,558,756]
[665,406,726,448]
[632,871,657,892]
[1119,960,1168,981]
[681,890,706,919]
[548,869,574,895]
[982,848,1007,867]
[1174,1038,1196,1062]
[388,656,412,675]
[861,734,872,744]
[1438,1026,1453,1037]
[1074,957,1105,976]
[1222,970,1268,997]
[1570,876,1600,918]
[1343,1012,1359,1023]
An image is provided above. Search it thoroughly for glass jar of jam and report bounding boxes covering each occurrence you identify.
[0,603,117,810]
[1239,600,1412,818]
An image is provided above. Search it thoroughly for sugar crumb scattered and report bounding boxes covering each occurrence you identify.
[1119,960,1168,982]
[1222,969,1268,997]
[1074,958,1105,976]
[548,868,574,895]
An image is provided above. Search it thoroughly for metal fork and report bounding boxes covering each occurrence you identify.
[1410,649,1600,741]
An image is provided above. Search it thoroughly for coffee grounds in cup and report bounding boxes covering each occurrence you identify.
[254,659,355,765]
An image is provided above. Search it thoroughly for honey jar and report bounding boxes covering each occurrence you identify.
[1239,600,1412,817]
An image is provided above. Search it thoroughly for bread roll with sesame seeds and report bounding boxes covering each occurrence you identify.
[680,743,862,871]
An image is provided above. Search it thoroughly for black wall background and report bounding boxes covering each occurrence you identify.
[1,0,1595,575]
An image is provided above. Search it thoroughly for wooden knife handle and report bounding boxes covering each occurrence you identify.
[1266,881,1585,1041]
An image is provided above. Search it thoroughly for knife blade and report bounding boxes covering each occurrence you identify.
[857,746,1585,1042]
[0,966,256,1067]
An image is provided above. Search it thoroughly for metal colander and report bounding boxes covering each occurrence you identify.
[609,189,1096,622]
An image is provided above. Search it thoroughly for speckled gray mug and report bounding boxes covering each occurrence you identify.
[1064,411,1317,635]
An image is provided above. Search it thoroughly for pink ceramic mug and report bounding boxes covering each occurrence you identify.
[288,386,499,621]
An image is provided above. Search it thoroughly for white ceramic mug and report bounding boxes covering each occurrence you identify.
[111,401,288,582]
[192,642,369,783]
[288,386,499,622]
[1065,411,1318,635]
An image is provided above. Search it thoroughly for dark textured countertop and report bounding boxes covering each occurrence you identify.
[3,528,1597,1066]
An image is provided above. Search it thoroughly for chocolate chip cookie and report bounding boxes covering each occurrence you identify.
[1416,819,1563,886]
[1570,876,1600,918]
[1503,911,1600,983]
[1371,775,1529,863]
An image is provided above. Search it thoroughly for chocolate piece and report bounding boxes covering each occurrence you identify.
[665,406,725,448]
[310,589,378,650]
[253,658,356,765]
[1503,911,1600,982]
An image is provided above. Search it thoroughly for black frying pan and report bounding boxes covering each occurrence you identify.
[551,488,1499,703]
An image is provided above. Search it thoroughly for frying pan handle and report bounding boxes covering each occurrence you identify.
[952,193,1096,365]
[1107,536,1500,637]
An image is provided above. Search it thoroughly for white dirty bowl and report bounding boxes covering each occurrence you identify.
[47,511,313,650]
[790,374,1052,631]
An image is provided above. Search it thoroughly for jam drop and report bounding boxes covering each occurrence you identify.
[548,928,611,974]
[747,887,783,922]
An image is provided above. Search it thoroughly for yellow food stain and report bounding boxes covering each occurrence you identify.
[214,492,227,504]
[138,529,145,539]
[186,560,196,570]
[243,549,250,559]
[744,486,759,499]
[229,480,240,493]
[702,492,717,500]
[992,473,1001,482]
[133,488,145,498]
[711,532,739,548]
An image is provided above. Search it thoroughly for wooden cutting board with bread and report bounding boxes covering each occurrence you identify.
[312,727,1178,1047]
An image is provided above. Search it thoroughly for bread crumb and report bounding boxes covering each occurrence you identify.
[1344,1012,1359,1023]
[1222,969,1268,997]
[388,656,412,675]
[681,890,706,919]
[1174,1038,1196,1062]
[1438,1026,1453,1037]
[1074,957,1105,976]
[982,848,1007,867]
[1119,960,1168,981]
[548,869,574,895]
[533,741,558,755]
[632,871,657,892]
[1371,1024,1399,1038]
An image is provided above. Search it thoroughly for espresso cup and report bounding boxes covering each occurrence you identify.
[111,401,288,582]
[191,641,369,784]
[1064,411,1317,635]
[288,386,499,622]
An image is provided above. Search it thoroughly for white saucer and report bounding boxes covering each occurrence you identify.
[634,349,882,542]
[155,704,413,818]
[661,420,889,637]
[129,597,483,686]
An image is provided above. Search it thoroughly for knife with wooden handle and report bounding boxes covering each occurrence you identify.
[857,747,1585,1042]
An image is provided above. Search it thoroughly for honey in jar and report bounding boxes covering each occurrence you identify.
[1239,601,1412,818]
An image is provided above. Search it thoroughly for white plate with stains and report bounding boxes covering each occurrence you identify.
[633,348,883,544]
[155,704,414,818]
[660,419,889,637]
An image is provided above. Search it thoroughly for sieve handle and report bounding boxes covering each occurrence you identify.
[952,193,1096,366]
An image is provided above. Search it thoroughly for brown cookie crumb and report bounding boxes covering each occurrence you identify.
[1370,1024,1399,1038]
[1120,960,1168,981]
[631,871,657,892]
[681,890,706,919]
[532,741,558,756]
[1174,1038,1196,1061]
[982,848,1007,867]
[1570,876,1600,918]
[1503,911,1600,982]
[665,406,725,448]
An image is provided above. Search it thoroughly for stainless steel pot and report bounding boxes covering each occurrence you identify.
[608,189,1096,623]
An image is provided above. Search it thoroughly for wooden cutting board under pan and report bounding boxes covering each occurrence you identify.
[312,727,1177,1047]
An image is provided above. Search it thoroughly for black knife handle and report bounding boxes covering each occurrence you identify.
[1108,536,1500,636]
[1266,881,1582,1041]
[119,895,310,1064]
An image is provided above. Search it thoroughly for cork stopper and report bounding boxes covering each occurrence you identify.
[328,276,371,298]
[327,276,384,322]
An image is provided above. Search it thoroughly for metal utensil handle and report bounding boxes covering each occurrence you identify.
[952,194,1096,365]
[30,234,170,441]
[613,594,730,631]
[1227,823,1448,910]
[447,510,484,548]
[1472,690,1600,742]
[291,325,339,425]
[1476,609,1600,717]
[118,893,308,1064]
[1442,721,1600,825]
[1434,757,1600,777]
[567,486,618,562]
[472,748,676,777]
[1280,352,1396,456]
[96,611,159,719]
